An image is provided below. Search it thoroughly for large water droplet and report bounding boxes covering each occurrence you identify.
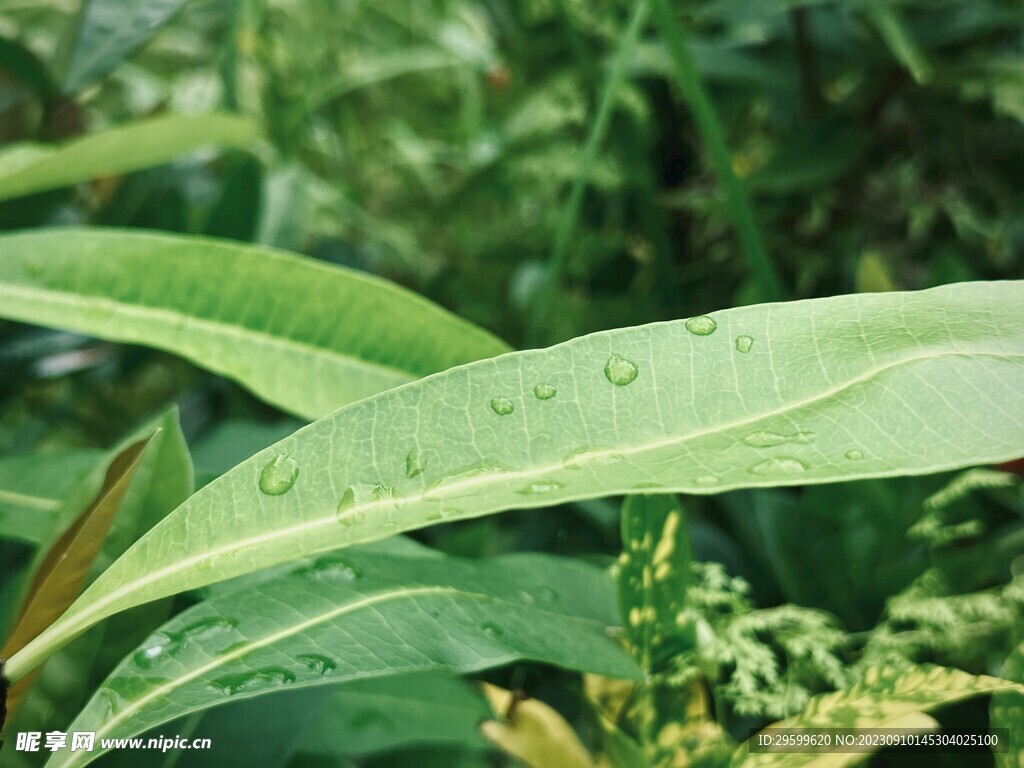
[183,617,237,642]
[207,668,296,696]
[490,397,515,415]
[742,430,815,448]
[749,457,809,475]
[735,335,754,353]
[604,353,638,386]
[517,480,565,495]
[845,449,865,461]
[259,454,299,496]
[533,383,557,400]
[372,484,396,501]
[96,688,126,717]
[405,448,425,478]
[297,654,337,676]
[685,315,717,336]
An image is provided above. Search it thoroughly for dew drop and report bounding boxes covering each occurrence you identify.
[96,688,126,717]
[297,654,337,676]
[562,446,624,470]
[490,397,515,415]
[742,430,815,448]
[845,449,865,461]
[604,353,639,386]
[533,383,557,400]
[207,668,296,696]
[480,622,505,638]
[517,480,565,495]
[183,617,237,642]
[735,335,754,353]
[537,587,557,602]
[685,315,717,336]
[425,510,444,522]
[372,484,395,500]
[336,487,357,522]
[405,448,425,479]
[133,635,178,670]
[425,461,510,499]
[258,453,299,496]
[749,457,809,476]
[631,482,663,490]
[695,475,720,486]
[302,555,362,581]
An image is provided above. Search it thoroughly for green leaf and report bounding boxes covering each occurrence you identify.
[298,672,489,757]
[617,494,694,674]
[47,550,637,768]
[992,641,1024,768]
[0,228,511,420]
[61,0,188,93]
[7,281,1024,681]
[734,664,1024,767]
[5,409,193,755]
[0,437,150,725]
[0,114,255,203]
[0,450,105,545]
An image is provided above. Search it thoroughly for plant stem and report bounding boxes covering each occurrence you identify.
[528,0,651,346]
[648,0,784,302]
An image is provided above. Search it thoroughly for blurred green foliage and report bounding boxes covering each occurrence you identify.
[1,0,1022,765]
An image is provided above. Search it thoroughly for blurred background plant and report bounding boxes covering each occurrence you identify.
[1,1,1022,766]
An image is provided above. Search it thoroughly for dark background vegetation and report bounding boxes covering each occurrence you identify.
[1,1,1022,766]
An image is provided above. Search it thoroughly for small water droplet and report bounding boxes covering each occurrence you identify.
[481,622,505,638]
[537,587,557,601]
[562,446,623,470]
[336,487,359,524]
[685,315,717,336]
[405,448,425,478]
[735,335,754,353]
[302,555,362,581]
[259,453,299,496]
[696,475,720,486]
[425,461,510,499]
[749,457,809,476]
[133,635,177,669]
[372,484,395,500]
[845,449,865,461]
[517,480,565,495]
[96,688,126,717]
[183,616,237,642]
[533,383,557,400]
[604,353,638,386]
[631,482,663,490]
[297,654,337,675]
[425,510,444,522]
[742,430,815,448]
[207,668,296,696]
[490,397,515,415]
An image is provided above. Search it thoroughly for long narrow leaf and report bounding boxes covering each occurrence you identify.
[48,549,637,768]
[0,229,511,419]
[0,114,255,203]
[6,281,1023,683]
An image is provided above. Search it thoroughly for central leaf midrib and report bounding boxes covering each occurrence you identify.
[41,346,1024,662]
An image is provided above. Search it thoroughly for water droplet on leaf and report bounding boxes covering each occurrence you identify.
[405,448,425,478]
[735,335,754,353]
[742,430,815,448]
[517,480,565,495]
[604,353,638,386]
[845,449,865,461]
[562,446,624,470]
[533,383,557,400]
[685,315,717,336]
[696,475,720,486]
[297,654,337,675]
[490,397,515,415]
[259,453,299,495]
[481,622,504,638]
[207,668,296,696]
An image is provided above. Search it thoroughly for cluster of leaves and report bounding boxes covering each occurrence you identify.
[0,1,1023,768]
